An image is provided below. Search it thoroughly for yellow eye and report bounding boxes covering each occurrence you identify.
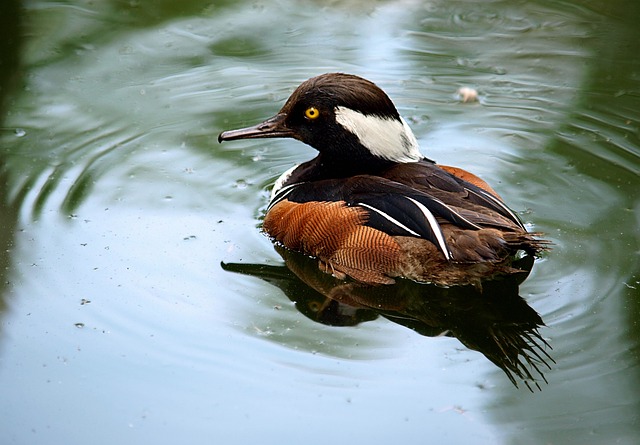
[304,107,320,120]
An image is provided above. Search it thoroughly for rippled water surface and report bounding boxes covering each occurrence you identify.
[1,0,639,444]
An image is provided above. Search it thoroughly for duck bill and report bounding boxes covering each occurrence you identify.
[218,113,292,142]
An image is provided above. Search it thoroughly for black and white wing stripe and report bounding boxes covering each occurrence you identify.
[405,197,451,259]
[357,196,461,258]
[267,182,301,212]
[270,164,300,201]
[356,198,453,258]
[353,192,484,261]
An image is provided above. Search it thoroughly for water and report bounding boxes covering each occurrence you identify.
[1,0,639,443]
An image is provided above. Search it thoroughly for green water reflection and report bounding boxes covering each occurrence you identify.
[0,1,638,444]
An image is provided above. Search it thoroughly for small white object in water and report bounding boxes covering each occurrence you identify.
[456,87,479,103]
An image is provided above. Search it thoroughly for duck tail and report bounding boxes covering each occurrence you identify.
[503,232,551,257]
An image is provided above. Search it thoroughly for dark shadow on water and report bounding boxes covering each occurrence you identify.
[223,247,554,391]
[0,0,22,318]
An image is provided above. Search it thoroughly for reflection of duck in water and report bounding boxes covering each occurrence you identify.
[219,73,548,287]
[223,248,554,391]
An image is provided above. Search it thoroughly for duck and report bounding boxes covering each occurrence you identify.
[218,73,547,286]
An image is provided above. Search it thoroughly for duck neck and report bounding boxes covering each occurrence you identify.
[293,153,399,182]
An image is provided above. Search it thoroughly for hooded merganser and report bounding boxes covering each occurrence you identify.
[219,73,547,286]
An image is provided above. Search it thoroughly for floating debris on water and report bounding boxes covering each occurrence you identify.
[456,87,479,103]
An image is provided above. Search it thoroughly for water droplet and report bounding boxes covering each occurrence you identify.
[74,322,85,328]
[15,128,26,137]
[234,179,248,189]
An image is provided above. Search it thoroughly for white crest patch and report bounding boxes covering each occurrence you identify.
[335,106,422,163]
